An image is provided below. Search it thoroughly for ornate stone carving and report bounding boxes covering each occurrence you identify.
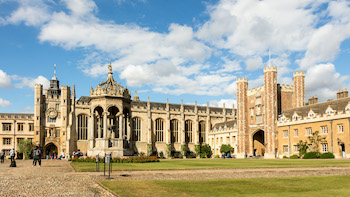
[90,63,131,99]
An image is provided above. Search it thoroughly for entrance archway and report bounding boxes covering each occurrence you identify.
[253,130,265,156]
[44,143,58,158]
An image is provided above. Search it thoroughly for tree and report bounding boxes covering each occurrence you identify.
[296,140,308,157]
[308,131,326,153]
[17,139,35,159]
[220,144,233,154]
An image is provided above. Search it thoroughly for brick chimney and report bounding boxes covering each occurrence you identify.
[308,96,318,105]
[337,89,349,99]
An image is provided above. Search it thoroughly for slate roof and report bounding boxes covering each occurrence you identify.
[281,97,350,119]
[213,120,237,129]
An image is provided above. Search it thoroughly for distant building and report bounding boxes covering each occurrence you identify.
[1,64,349,159]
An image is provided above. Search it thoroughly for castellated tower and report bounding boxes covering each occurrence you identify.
[263,66,278,158]
[293,71,305,108]
[236,77,249,157]
[34,84,44,146]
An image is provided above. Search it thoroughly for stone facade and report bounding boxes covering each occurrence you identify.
[2,64,350,159]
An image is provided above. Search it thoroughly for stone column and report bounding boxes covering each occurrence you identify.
[103,112,108,139]
[119,114,123,139]
[194,101,198,145]
[98,116,102,138]
[88,113,95,148]
[127,115,131,140]
[180,100,185,144]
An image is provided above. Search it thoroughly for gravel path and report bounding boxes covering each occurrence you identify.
[0,160,114,197]
[2,159,350,196]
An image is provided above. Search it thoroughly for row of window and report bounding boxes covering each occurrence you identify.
[76,115,207,143]
[283,143,329,153]
[1,123,34,132]
[2,137,33,145]
[283,124,344,138]
[211,136,236,145]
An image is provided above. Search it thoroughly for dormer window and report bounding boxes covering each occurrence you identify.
[308,113,315,118]
[292,115,299,121]
[325,106,334,115]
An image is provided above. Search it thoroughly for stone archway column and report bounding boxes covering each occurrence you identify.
[127,114,131,140]
[103,112,108,139]
[119,114,123,139]
[88,113,95,148]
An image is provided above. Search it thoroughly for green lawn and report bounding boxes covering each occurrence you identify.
[100,175,350,197]
[71,158,350,172]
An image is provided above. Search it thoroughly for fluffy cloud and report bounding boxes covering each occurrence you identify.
[245,56,262,71]
[305,63,349,101]
[0,69,11,88]
[14,75,50,89]
[0,98,11,107]
[209,99,237,108]
[1,0,51,26]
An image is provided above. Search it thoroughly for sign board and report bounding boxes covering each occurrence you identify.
[105,156,110,164]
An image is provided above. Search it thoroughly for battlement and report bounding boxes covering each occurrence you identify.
[281,84,293,92]
[263,66,277,73]
[236,77,248,83]
[293,71,305,77]
[247,85,264,96]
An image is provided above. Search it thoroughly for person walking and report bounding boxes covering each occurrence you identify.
[33,146,41,167]
[0,149,5,163]
[9,148,15,162]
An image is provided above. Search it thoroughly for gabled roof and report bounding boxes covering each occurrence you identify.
[281,97,350,119]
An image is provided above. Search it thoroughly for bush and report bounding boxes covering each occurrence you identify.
[186,151,196,158]
[283,156,288,159]
[290,154,299,159]
[159,151,165,159]
[215,155,220,158]
[320,152,335,159]
[172,151,183,158]
[220,144,233,154]
[303,152,319,159]
[72,156,159,163]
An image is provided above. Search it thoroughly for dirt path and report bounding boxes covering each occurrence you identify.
[0,160,114,197]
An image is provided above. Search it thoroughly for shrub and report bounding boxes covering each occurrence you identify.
[220,144,233,154]
[290,154,299,159]
[17,139,35,159]
[71,156,159,163]
[320,152,335,159]
[186,151,196,158]
[303,151,319,159]
[283,156,288,159]
[159,151,165,159]
[215,155,220,158]
[172,151,183,158]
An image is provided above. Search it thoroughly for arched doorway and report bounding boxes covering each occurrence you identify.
[44,143,58,158]
[253,130,265,156]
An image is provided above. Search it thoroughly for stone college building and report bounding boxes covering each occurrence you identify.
[1,64,350,159]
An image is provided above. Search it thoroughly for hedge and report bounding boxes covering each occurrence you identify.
[320,152,335,159]
[303,152,319,159]
[72,156,159,163]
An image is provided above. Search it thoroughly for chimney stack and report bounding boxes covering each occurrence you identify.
[337,89,348,99]
[308,96,318,105]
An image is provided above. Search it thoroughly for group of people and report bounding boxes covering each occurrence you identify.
[72,149,84,159]
[0,148,16,164]
[32,146,42,167]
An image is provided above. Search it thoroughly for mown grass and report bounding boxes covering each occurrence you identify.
[71,158,350,172]
[100,175,350,197]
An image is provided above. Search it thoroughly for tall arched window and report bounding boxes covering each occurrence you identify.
[78,114,88,140]
[199,121,206,143]
[132,117,141,141]
[185,120,193,143]
[155,118,164,142]
[170,119,179,143]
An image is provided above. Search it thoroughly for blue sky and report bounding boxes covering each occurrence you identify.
[0,0,350,113]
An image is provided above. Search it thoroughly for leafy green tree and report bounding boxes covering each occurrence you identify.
[308,131,326,153]
[201,144,213,158]
[296,140,308,157]
[17,139,35,159]
[220,144,233,154]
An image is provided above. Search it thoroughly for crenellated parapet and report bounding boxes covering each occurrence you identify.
[281,84,293,92]
[236,77,248,83]
[293,71,305,77]
[263,66,277,73]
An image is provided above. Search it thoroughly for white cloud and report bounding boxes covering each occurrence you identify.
[1,0,51,26]
[0,98,11,107]
[197,0,320,56]
[305,63,349,101]
[62,0,97,17]
[209,99,236,108]
[245,56,262,71]
[0,69,11,88]
[14,75,50,89]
